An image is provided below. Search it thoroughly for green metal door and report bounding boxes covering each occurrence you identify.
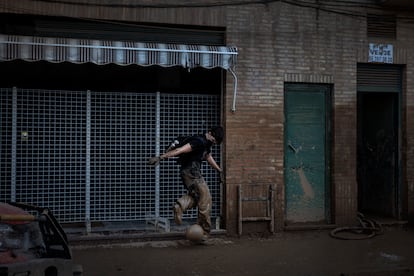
[284,83,331,224]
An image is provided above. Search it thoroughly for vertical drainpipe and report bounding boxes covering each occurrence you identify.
[85,90,91,233]
[155,91,161,218]
[229,68,238,113]
[11,87,17,202]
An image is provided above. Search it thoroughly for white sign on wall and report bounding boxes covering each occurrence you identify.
[368,43,393,63]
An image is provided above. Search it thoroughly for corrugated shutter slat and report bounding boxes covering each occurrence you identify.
[357,64,402,93]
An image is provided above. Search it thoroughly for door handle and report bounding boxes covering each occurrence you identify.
[288,142,298,153]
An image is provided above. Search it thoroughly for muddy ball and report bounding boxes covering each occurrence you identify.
[185,224,204,242]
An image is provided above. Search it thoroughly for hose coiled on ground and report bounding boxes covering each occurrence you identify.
[330,213,383,240]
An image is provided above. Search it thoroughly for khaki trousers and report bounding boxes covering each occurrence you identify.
[178,168,212,234]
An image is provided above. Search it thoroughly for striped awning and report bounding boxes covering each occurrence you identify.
[0,34,238,70]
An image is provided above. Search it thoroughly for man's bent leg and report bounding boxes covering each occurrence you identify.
[174,194,195,225]
[195,180,212,234]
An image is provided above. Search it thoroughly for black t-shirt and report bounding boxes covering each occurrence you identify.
[178,134,212,169]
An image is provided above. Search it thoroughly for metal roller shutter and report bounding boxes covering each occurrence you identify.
[357,64,402,93]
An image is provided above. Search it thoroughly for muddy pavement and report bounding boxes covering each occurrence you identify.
[71,226,414,276]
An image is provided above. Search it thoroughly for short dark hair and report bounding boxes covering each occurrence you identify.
[209,126,224,144]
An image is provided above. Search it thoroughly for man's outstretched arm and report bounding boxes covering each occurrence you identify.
[148,143,192,166]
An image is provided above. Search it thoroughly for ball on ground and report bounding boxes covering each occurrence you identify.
[185,224,204,242]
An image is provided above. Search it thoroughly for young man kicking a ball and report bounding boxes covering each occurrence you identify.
[148,126,224,241]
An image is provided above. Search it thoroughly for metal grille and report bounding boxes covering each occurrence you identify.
[89,92,156,221]
[1,88,221,227]
[0,89,13,202]
[15,90,86,222]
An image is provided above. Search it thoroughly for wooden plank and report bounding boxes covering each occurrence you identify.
[241,197,268,202]
[238,185,242,236]
[242,217,271,222]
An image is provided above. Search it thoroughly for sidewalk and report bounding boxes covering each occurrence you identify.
[71,226,414,276]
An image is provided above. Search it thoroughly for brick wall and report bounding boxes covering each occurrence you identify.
[225,2,362,232]
[224,2,414,233]
[398,18,414,224]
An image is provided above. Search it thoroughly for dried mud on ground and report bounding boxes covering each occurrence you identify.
[72,227,414,276]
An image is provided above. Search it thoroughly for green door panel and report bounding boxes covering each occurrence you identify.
[284,84,330,224]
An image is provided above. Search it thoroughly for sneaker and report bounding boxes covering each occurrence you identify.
[173,203,183,225]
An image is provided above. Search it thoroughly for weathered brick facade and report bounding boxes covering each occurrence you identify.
[225,2,414,233]
[1,0,413,235]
